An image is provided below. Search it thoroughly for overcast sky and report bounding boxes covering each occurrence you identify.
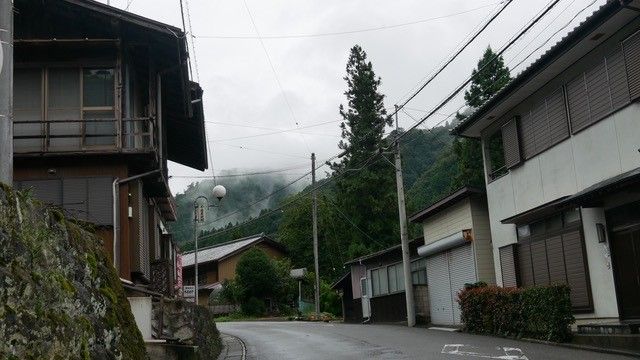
[107,0,603,194]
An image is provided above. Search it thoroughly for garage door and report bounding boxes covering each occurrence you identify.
[426,244,476,326]
[449,244,477,325]
[426,252,452,325]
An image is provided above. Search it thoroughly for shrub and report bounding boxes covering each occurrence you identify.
[241,297,267,316]
[457,284,574,342]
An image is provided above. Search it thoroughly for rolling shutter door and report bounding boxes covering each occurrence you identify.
[63,178,88,221]
[501,117,521,169]
[499,244,518,288]
[426,253,453,325]
[87,177,113,225]
[562,230,591,310]
[448,244,477,325]
[22,179,62,205]
[623,30,640,100]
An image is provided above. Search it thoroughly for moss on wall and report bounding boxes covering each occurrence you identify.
[0,184,148,359]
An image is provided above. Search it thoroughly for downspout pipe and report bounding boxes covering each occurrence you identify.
[112,168,162,269]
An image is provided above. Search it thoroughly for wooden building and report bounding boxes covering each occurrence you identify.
[409,187,495,326]
[182,234,286,305]
[333,238,429,324]
[11,0,207,296]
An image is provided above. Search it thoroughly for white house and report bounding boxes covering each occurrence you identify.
[453,0,640,323]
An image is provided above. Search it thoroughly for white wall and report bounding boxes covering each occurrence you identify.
[128,296,153,340]
[484,103,640,318]
[422,199,473,245]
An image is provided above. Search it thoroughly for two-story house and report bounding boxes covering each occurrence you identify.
[453,0,640,324]
[11,0,207,297]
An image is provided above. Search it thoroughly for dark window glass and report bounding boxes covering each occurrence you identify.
[83,69,114,107]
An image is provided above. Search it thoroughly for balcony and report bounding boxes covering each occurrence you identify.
[13,117,156,155]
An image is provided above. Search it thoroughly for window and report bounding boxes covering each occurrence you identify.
[411,259,427,285]
[514,209,593,312]
[486,130,507,180]
[387,263,405,293]
[83,69,116,146]
[371,268,388,296]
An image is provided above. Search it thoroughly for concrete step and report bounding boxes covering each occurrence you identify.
[572,333,640,353]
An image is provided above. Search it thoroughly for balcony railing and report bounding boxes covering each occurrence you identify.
[13,117,156,154]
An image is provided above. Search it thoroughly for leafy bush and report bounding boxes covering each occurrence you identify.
[457,283,574,342]
[241,297,267,317]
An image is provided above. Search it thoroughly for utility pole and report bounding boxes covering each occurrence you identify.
[193,207,200,305]
[0,0,13,185]
[394,105,415,327]
[311,153,320,316]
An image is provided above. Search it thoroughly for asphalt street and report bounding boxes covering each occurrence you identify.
[217,321,635,360]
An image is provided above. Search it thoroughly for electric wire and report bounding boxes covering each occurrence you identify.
[391,0,564,145]
[214,143,310,159]
[242,0,312,153]
[196,1,502,40]
[389,0,514,118]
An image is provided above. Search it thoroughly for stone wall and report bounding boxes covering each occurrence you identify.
[0,184,148,359]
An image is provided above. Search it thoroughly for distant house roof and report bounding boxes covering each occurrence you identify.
[409,187,484,223]
[344,237,424,266]
[181,234,286,268]
[453,0,638,137]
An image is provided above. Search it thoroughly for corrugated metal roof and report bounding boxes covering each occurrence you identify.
[182,234,264,267]
[453,0,633,136]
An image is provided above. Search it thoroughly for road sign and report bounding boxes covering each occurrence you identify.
[183,285,196,303]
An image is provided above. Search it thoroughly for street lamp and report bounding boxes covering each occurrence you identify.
[193,184,226,305]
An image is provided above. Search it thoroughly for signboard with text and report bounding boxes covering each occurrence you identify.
[183,285,195,303]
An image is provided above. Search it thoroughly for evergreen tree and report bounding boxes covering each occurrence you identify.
[330,45,397,257]
[451,46,511,189]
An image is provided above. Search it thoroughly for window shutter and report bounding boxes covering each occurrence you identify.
[623,30,640,100]
[22,179,63,206]
[501,117,521,169]
[530,240,550,285]
[519,111,536,159]
[545,235,566,285]
[585,60,611,121]
[607,47,631,109]
[546,87,569,145]
[516,243,534,287]
[531,101,551,153]
[567,74,590,132]
[499,244,518,288]
[562,230,591,309]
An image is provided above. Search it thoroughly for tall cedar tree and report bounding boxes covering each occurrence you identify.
[451,46,511,189]
[330,45,397,257]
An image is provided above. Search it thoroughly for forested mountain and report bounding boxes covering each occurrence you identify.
[170,45,510,284]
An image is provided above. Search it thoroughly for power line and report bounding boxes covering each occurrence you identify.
[242,0,311,153]
[511,0,598,72]
[215,143,310,159]
[169,164,309,179]
[184,0,200,82]
[206,119,340,131]
[389,0,514,119]
[196,1,502,40]
[211,129,339,142]
[392,0,563,145]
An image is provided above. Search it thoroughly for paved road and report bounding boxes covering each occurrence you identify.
[217,321,634,360]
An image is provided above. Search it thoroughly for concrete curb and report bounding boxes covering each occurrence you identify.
[217,333,246,360]
[518,337,640,358]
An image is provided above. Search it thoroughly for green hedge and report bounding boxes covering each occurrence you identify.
[457,283,574,342]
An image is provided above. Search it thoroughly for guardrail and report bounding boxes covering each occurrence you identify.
[13,117,155,153]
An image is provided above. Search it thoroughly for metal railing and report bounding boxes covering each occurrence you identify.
[13,117,155,154]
